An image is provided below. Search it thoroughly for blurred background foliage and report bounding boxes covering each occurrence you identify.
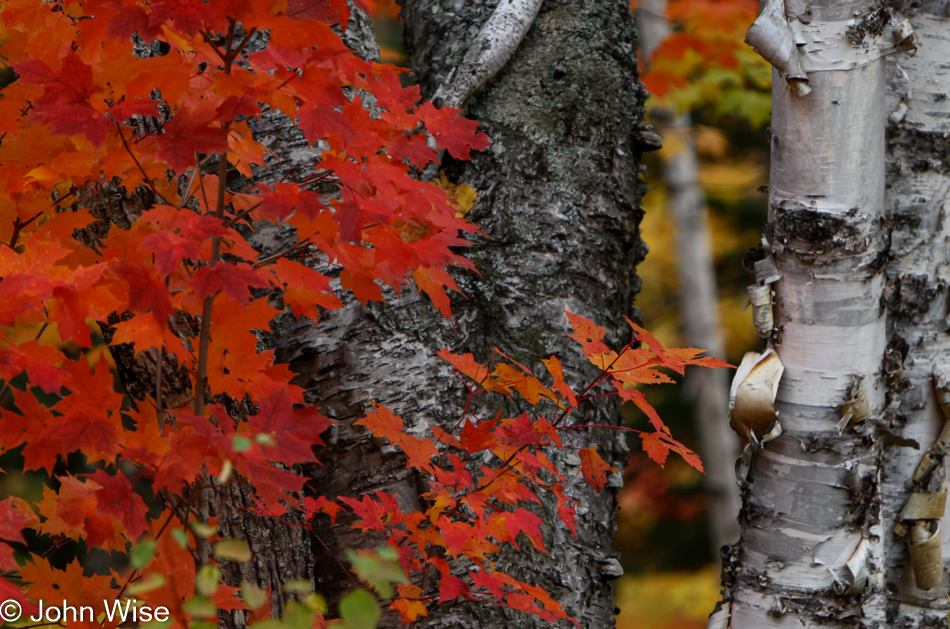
[614,0,771,626]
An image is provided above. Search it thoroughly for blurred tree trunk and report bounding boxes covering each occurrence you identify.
[638,0,741,555]
[665,117,741,554]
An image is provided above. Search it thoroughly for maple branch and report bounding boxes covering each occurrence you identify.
[231,26,258,62]
[253,239,310,269]
[222,200,263,228]
[577,392,617,400]
[6,211,42,249]
[192,148,231,566]
[179,166,201,210]
[309,526,359,587]
[223,22,235,68]
[33,322,49,342]
[113,505,182,601]
[556,424,644,435]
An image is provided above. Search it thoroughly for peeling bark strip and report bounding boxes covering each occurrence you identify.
[432,0,544,108]
[725,1,894,626]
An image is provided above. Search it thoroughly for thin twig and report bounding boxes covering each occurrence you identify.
[113,122,174,206]
[155,345,165,437]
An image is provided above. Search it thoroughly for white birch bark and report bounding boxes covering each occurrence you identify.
[880,3,950,625]
[638,0,742,555]
[723,0,893,626]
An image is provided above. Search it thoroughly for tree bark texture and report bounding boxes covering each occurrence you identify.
[880,2,950,625]
[245,0,652,627]
[722,0,893,626]
[87,3,646,627]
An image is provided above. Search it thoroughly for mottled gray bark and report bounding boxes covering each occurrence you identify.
[253,0,652,627]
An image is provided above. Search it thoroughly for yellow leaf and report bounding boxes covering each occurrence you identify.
[433,172,477,217]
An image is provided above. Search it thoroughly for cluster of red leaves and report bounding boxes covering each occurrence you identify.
[0,0,485,624]
[314,313,726,624]
[633,0,760,98]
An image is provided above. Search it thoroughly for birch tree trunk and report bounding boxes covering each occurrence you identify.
[718,0,894,625]
[880,3,950,625]
[638,0,741,555]
[257,0,652,627]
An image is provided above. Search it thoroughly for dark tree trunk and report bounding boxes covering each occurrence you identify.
[185,1,651,627]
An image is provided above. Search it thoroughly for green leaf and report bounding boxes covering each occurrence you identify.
[284,601,315,629]
[303,592,327,614]
[345,547,407,599]
[171,528,189,548]
[249,620,284,629]
[232,434,252,452]
[241,581,269,609]
[339,589,379,629]
[254,433,276,447]
[716,89,772,128]
[281,579,314,594]
[214,539,252,562]
[196,565,221,596]
[127,572,166,596]
[190,521,219,538]
[217,459,233,483]
[139,620,173,629]
[182,596,217,618]
[129,540,156,570]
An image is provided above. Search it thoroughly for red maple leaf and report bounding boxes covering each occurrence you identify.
[90,470,150,540]
[13,53,112,146]
[578,447,614,492]
[564,311,612,357]
[418,102,489,160]
[155,104,231,173]
[189,262,270,303]
[247,389,331,464]
[487,509,545,552]
[438,574,468,603]
[437,349,491,384]
[339,492,400,533]
[640,432,670,468]
[109,260,173,325]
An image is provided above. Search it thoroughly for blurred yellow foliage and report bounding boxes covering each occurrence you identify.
[636,130,761,360]
[615,565,722,629]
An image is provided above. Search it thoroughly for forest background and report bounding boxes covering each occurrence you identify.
[606,0,769,626]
